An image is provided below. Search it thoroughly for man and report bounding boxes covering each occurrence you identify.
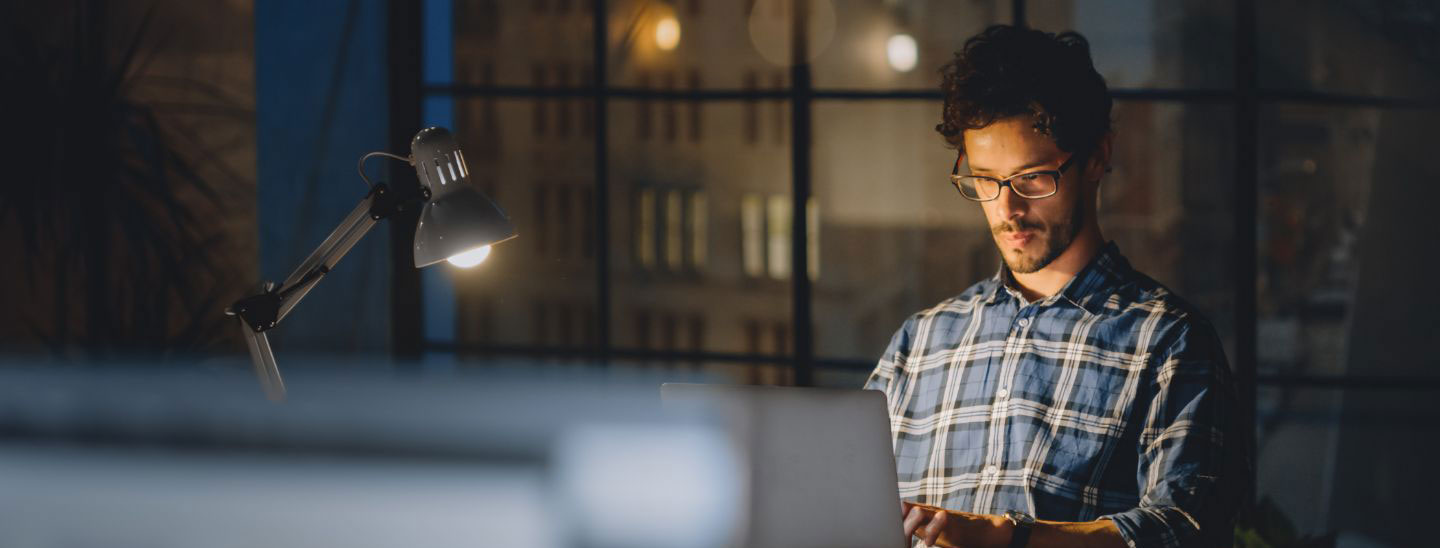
[865,25,1248,548]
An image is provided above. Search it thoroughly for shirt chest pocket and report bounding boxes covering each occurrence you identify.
[1021,351,1145,492]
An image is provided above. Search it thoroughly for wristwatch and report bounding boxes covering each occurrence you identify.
[1004,510,1035,548]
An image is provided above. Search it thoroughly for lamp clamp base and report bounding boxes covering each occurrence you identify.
[226,283,282,333]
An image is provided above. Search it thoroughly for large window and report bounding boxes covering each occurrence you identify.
[418,1,1440,543]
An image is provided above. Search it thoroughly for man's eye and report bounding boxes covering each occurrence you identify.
[1017,173,1042,181]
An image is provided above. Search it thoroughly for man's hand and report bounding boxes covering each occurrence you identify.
[901,502,1012,548]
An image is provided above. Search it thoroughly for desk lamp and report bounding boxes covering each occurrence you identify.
[226,127,515,400]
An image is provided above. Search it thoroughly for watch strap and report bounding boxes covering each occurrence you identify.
[1005,511,1034,548]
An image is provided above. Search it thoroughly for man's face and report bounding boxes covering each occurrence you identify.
[961,116,1087,274]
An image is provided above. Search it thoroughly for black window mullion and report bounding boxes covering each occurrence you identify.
[790,0,814,387]
[592,0,612,367]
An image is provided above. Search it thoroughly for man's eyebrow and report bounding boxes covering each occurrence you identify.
[968,159,1053,178]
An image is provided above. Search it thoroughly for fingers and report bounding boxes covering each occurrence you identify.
[903,505,927,538]
[920,509,948,547]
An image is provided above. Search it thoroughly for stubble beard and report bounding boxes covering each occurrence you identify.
[991,196,1084,274]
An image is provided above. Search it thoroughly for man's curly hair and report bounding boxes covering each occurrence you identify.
[936,25,1111,156]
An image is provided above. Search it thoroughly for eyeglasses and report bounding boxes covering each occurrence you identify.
[949,153,1078,202]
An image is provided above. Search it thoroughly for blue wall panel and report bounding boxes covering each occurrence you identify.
[255,0,391,356]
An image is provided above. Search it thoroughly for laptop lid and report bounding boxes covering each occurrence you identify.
[662,383,906,548]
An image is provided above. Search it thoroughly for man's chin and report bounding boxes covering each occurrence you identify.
[1002,243,1057,274]
[1001,251,1036,274]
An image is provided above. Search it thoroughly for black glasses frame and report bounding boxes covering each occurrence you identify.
[949,153,1079,202]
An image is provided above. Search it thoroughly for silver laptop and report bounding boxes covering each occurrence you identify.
[662,383,907,548]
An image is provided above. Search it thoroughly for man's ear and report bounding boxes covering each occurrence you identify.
[1086,131,1114,184]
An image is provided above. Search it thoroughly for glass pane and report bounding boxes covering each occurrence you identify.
[607,0,792,90]
[811,0,1011,90]
[448,98,599,356]
[1258,0,1440,99]
[608,99,793,363]
[453,0,594,87]
[1029,0,1234,90]
[814,364,871,389]
[1257,104,1440,379]
[811,99,1235,363]
[1104,100,1236,355]
[1256,385,1438,545]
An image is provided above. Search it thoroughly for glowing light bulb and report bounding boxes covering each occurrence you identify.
[655,16,681,51]
[886,33,918,72]
[446,245,491,268]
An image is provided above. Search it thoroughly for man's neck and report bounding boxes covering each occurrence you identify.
[1008,224,1105,302]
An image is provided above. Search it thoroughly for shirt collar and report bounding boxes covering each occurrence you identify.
[984,241,1131,316]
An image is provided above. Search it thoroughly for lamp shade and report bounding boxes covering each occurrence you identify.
[410,127,516,268]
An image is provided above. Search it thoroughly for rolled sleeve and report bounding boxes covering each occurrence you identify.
[1101,320,1248,548]
[864,313,919,397]
[1104,504,1202,548]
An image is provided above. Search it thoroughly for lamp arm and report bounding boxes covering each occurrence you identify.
[274,195,380,322]
[227,181,430,400]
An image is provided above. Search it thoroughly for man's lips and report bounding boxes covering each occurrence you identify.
[1004,230,1036,246]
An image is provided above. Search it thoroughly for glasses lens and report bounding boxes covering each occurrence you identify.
[956,176,999,200]
[1011,173,1057,198]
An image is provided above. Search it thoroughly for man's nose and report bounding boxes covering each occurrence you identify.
[993,185,1027,220]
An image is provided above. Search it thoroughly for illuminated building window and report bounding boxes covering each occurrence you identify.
[741,194,765,277]
[635,186,705,273]
[689,191,708,270]
[665,189,684,271]
[739,194,818,281]
[635,188,656,268]
[766,195,790,280]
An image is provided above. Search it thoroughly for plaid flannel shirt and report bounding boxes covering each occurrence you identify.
[865,242,1247,548]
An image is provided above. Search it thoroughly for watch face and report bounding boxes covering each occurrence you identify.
[1005,510,1036,526]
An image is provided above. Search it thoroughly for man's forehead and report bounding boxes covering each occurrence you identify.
[963,128,1065,175]
[963,117,1053,146]
[964,120,1060,159]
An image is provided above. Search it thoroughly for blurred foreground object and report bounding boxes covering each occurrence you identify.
[0,365,740,548]
[226,127,515,400]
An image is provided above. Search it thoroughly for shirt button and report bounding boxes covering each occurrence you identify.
[996,387,1010,399]
[984,465,999,477]
[1017,318,1031,328]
